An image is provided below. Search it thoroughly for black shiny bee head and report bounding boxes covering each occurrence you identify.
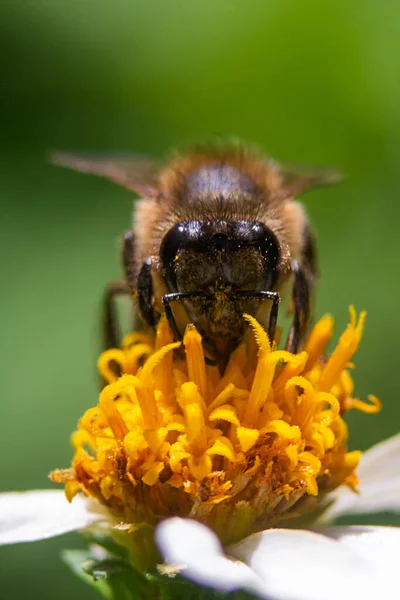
[160,219,281,360]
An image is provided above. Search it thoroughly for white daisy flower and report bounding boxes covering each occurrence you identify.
[1,310,397,600]
[1,435,399,600]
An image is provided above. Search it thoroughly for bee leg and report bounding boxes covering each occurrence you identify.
[268,293,280,343]
[137,260,158,328]
[162,291,218,366]
[122,231,158,329]
[162,294,183,341]
[102,229,139,351]
[286,225,318,353]
[286,259,311,353]
[236,290,280,345]
[161,291,204,341]
[103,280,131,350]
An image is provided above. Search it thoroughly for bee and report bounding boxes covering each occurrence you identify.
[52,143,339,366]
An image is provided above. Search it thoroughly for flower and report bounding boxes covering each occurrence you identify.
[156,433,400,600]
[0,308,399,600]
[51,308,380,545]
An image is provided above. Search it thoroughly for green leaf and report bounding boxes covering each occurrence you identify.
[62,538,259,600]
[62,549,113,600]
[62,548,156,600]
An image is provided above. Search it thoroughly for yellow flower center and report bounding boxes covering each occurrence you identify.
[51,307,380,545]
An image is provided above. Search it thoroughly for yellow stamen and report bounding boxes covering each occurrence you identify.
[244,350,294,427]
[345,394,382,414]
[122,331,153,349]
[184,325,208,402]
[98,378,130,440]
[207,383,236,414]
[320,306,366,392]
[138,342,181,429]
[209,404,240,426]
[237,426,260,452]
[51,309,380,546]
[178,382,208,457]
[208,437,236,461]
[304,315,334,370]
[273,351,308,399]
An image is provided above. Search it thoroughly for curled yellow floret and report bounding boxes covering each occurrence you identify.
[51,307,379,545]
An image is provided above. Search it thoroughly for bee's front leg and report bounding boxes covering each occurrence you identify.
[102,230,138,351]
[286,261,311,353]
[123,230,159,329]
[286,226,317,353]
[103,280,131,350]
[137,260,158,328]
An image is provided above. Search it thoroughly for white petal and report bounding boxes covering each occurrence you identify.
[322,433,400,522]
[158,521,400,600]
[155,518,265,596]
[229,527,382,600]
[0,490,106,545]
[323,525,400,580]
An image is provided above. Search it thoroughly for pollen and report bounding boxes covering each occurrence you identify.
[51,307,380,545]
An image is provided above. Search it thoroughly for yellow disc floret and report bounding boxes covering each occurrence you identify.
[51,308,380,545]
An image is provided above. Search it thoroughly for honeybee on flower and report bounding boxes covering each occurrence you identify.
[1,143,399,600]
[51,142,340,366]
[0,310,399,600]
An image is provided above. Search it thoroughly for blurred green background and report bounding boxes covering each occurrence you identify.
[1,0,400,598]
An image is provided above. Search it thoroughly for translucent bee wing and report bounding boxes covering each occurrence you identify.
[274,160,343,198]
[49,151,161,197]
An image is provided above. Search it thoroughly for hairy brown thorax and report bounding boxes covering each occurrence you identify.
[51,141,338,362]
[135,146,304,269]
